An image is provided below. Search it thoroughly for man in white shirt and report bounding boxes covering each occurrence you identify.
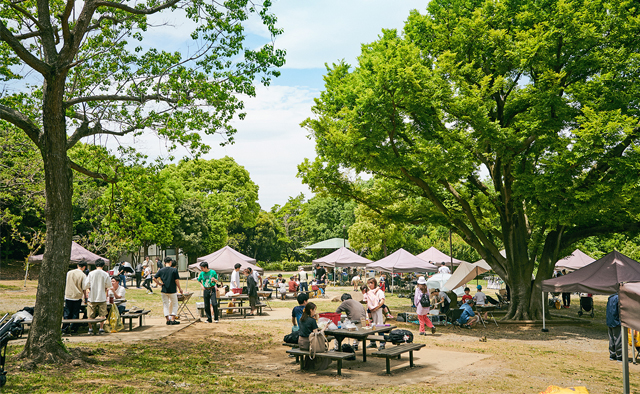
[298,267,309,292]
[230,263,242,294]
[438,262,451,274]
[62,261,88,334]
[109,276,127,315]
[83,259,111,334]
[252,268,261,290]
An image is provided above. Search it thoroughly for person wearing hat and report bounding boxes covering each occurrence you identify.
[142,262,153,294]
[473,285,489,320]
[298,266,309,293]
[414,276,436,335]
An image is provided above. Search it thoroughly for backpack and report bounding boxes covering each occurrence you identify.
[341,343,356,360]
[308,329,328,359]
[419,293,431,308]
[284,331,299,344]
[384,329,414,344]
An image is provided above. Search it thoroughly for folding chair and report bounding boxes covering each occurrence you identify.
[446,309,464,329]
[176,292,196,322]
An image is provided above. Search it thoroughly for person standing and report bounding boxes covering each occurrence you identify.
[142,263,153,294]
[315,264,327,296]
[198,262,220,323]
[245,267,258,316]
[230,263,242,294]
[363,278,387,350]
[298,267,309,293]
[154,257,183,325]
[135,259,145,288]
[251,268,261,292]
[83,259,110,334]
[438,262,451,274]
[414,276,436,335]
[606,293,622,361]
[62,261,88,334]
[560,269,571,308]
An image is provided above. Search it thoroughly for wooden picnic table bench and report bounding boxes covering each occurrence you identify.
[370,343,426,375]
[218,303,267,318]
[286,348,354,376]
[120,310,150,331]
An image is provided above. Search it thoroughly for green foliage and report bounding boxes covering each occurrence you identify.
[299,0,640,319]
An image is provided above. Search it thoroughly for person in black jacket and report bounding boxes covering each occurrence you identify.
[245,267,258,316]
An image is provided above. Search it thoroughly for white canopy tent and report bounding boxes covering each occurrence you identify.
[427,273,465,296]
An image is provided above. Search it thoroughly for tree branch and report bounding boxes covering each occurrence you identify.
[8,1,44,29]
[93,0,181,15]
[68,159,116,183]
[66,120,138,150]
[0,104,42,148]
[59,0,75,43]
[14,30,42,40]
[65,94,180,108]
[0,21,50,75]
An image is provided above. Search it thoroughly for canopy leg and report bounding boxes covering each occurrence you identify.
[542,291,548,332]
[623,326,629,394]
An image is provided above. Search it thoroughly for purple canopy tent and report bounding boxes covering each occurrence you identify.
[189,246,262,275]
[554,249,596,271]
[367,248,438,293]
[196,245,256,265]
[28,241,110,265]
[312,247,372,268]
[541,251,640,394]
[416,246,468,268]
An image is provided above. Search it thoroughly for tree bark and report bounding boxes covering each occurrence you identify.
[19,74,73,363]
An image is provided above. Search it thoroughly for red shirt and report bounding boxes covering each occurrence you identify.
[288,281,299,292]
[461,294,473,303]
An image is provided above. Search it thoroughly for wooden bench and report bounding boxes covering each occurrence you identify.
[367,335,387,342]
[218,303,267,318]
[370,343,426,375]
[120,310,150,331]
[286,348,354,376]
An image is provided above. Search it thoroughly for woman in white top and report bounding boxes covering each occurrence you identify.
[363,278,387,350]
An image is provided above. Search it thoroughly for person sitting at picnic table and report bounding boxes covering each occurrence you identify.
[245,267,259,316]
[262,277,271,291]
[473,285,490,319]
[461,287,473,304]
[414,276,436,335]
[458,299,480,328]
[278,279,288,300]
[298,302,330,371]
[109,276,126,315]
[363,278,387,350]
[335,293,367,350]
[292,293,309,329]
[288,276,299,292]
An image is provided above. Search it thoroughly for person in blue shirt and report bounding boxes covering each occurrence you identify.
[458,299,480,328]
[291,292,309,329]
[606,293,622,361]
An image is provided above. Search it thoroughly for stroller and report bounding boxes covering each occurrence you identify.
[578,293,594,317]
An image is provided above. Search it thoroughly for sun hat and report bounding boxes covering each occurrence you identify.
[417,276,427,285]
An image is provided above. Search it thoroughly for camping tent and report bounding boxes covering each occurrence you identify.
[189,246,262,274]
[554,249,596,271]
[28,241,109,265]
[305,238,350,249]
[541,251,640,394]
[367,248,438,273]
[416,246,467,267]
[312,247,371,268]
[444,261,492,292]
[426,273,465,296]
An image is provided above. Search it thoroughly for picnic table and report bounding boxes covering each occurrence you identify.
[325,324,396,362]
[218,295,265,318]
[120,310,150,331]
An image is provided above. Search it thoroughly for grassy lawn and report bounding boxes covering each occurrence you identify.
[1,278,638,393]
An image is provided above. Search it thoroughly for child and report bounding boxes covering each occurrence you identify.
[461,287,472,304]
[291,293,309,329]
[363,278,387,350]
[278,278,288,300]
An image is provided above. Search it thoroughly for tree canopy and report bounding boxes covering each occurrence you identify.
[299,0,640,319]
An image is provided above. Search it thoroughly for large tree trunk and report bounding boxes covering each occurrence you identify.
[20,75,73,363]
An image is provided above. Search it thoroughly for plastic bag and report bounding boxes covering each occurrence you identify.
[539,386,589,394]
[105,305,124,333]
[327,322,338,330]
[317,317,331,330]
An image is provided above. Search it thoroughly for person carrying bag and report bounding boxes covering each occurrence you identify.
[297,302,330,371]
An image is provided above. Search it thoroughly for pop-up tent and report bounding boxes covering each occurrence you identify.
[189,246,262,274]
[305,238,350,249]
[554,249,595,271]
[620,281,640,393]
[427,273,465,296]
[416,246,467,267]
[367,248,438,273]
[312,247,371,268]
[28,241,109,265]
[541,251,640,394]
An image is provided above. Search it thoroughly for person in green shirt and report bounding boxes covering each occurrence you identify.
[198,262,221,323]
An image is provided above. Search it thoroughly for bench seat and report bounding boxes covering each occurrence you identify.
[286,348,354,375]
[120,310,150,331]
[370,343,426,374]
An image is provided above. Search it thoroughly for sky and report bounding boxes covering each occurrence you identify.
[117,0,432,211]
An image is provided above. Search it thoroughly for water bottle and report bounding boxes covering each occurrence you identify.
[337,320,342,329]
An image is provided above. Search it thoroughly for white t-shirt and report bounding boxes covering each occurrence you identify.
[252,270,260,284]
[278,282,287,294]
[230,269,241,289]
[438,266,451,274]
[83,269,110,303]
[474,291,487,306]
[109,285,126,308]
[352,275,361,283]
[299,270,308,282]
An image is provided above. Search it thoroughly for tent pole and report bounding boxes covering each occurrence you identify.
[633,330,637,365]
[391,270,394,294]
[541,291,548,332]
[623,326,629,394]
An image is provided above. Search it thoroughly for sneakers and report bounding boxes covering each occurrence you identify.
[98,328,105,334]
[214,320,219,323]
[378,344,386,350]
[367,342,377,348]
[147,291,153,294]
[431,327,437,334]
[170,320,180,325]
[88,328,93,335]
[419,332,426,336]
[386,313,393,319]
[206,320,213,323]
